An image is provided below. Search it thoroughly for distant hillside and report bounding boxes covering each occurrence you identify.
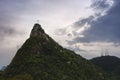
[90,56,120,72]
[90,56,120,80]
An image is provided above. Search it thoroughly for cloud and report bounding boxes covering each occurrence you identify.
[0,26,16,40]
[91,0,112,11]
[54,28,67,35]
[91,0,114,16]
[0,13,23,42]
[0,0,28,41]
[67,45,87,53]
[67,0,120,45]
[74,16,94,28]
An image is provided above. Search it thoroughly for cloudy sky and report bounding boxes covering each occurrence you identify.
[0,0,120,68]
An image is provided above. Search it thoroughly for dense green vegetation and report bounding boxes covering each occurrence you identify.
[1,24,115,80]
[90,56,120,80]
[7,74,33,80]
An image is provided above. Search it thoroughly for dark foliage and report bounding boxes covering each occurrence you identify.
[90,56,120,80]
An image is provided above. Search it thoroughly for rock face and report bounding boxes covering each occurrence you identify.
[30,24,45,37]
[4,23,112,80]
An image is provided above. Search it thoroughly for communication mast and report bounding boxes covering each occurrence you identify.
[101,49,110,56]
[105,49,109,56]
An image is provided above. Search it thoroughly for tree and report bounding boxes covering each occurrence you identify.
[7,74,33,80]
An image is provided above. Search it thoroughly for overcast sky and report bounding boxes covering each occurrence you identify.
[0,0,120,68]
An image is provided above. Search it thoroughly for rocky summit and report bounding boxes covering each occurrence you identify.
[30,24,45,37]
[3,23,113,80]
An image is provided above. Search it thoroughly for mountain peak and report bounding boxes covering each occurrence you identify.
[30,23,45,37]
[3,23,113,80]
